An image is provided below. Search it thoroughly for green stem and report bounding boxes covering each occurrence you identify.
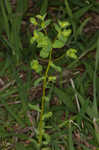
[38,48,53,145]
[54,52,67,62]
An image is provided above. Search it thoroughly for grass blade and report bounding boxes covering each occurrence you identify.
[1,98,25,128]
[40,0,48,15]
[64,0,76,37]
[93,38,99,118]
[64,0,73,18]
[0,0,10,38]
[4,0,12,15]
[68,121,75,150]
[75,17,91,39]
[74,4,92,20]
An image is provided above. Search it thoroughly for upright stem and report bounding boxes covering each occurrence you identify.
[38,48,53,145]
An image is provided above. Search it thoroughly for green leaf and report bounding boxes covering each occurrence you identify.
[30,17,37,25]
[30,37,36,44]
[31,60,42,73]
[48,76,56,82]
[41,19,51,29]
[37,36,49,48]
[57,33,68,43]
[62,29,72,37]
[54,23,61,32]
[34,77,44,87]
[40,48,50,58]
[39,38,52,58]
[58,20,70,28]
[34,30,44,40]
[42,112,53,120]
[36,14,47,21]
[53,40,65,48]
[50,62,62,72]
[28,104,41,112]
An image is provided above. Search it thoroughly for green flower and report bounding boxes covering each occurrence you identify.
[36,13,47,21]
[66,48,78,59]
[30,17,37,25]
[31,60,42,73]
[58,20,70,28]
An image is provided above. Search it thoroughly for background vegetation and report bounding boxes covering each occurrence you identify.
[0,0,99,149]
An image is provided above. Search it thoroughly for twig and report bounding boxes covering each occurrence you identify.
[70,78,80,112]
[0,80,15,92]
[0,78,4,85]
[0,101,21,107]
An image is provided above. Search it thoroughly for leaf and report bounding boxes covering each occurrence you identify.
[37,36,49,48]
[42,112,53,120]
[28,104,41,112]
[57,33,68,43]
[53,40,65,48]
[36,14,47,21]
[54,23,61,32]
[30,37,36,44]
[41,19,51,29]
[34,77,44,87]
[50,62,62,72]
[30,17,37,25]
[58,20,70,28]
[62,29,72,37]
[31,60,42,73]
[39,38,52,58]
[34,30,44,41]
[40,48,49,58]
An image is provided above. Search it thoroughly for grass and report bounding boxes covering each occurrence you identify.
[0,0,99,149]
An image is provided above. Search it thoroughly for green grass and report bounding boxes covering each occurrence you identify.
[0,0,99,149]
